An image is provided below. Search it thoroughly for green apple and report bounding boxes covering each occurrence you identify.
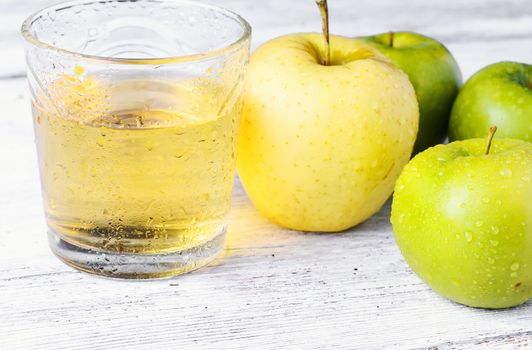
[361,31,462,154]
[237,4,419,232]
[449,61,532,142]
[391,129,532,308]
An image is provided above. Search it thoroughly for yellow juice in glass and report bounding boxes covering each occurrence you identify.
[33,70,239,261]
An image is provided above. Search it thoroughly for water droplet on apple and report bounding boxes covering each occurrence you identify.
[511,272,518,278]
[464,232,473,242]
[499,168,513,177]
[488,257,495,264]
[490,226,500,235]
[398,213,405,224]
[481,197,490,203]
[475,220,483,227]
[510,262,520,271]
[490,240,499,246]
[452,279,460,287]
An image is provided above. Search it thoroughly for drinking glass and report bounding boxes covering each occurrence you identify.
[22,0,251,278]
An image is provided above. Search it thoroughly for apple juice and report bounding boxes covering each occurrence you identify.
[32,70,239,254]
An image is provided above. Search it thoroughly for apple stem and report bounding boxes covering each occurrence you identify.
[388,31,395,47]
[315,0,330,66]
[484,126,498,155]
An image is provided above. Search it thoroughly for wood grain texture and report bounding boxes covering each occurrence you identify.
[1,0,531,349]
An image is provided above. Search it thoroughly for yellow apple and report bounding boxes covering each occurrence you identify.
[237,33,419,231]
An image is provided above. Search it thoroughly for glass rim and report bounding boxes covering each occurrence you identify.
[21,0,252,65]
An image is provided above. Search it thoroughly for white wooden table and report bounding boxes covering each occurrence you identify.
[1,0,531,349]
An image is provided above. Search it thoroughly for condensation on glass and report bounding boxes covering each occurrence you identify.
[22,0,251,278]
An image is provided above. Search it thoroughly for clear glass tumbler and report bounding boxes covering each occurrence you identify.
[22,0,251,278]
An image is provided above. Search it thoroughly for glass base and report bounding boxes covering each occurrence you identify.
[48,227,226,279]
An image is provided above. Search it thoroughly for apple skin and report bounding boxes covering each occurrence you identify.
[391,138,532,308]
[361,32,462,154]
[237,33,418,232]
[449,61,532,143]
